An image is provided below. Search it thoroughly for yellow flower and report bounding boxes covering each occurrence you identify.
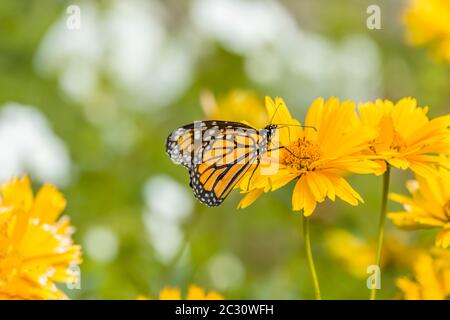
[325,229,421,278]
[201,90,268,128]
[0,176,81,300]
[324,229,376,278]
[139,284,223,300]
[358,98,450,177]
[404,0,450,63]
[160,285,223,300]
[388,168,450,248]
[238,97,381,215]
[396,250,450,300]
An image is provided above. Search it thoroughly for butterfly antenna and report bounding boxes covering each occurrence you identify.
[267,100,317,132]
[277,124,318,131]
[269,99,283,125]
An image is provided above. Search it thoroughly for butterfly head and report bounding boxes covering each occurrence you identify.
[264,124,278,139]
[256,124,278,155]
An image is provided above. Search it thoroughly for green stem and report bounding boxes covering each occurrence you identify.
[302,214,322,300]
[370,165,391,300]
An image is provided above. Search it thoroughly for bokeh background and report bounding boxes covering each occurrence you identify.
[0,0,449,299]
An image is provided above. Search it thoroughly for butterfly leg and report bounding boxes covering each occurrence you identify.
[246,160,260,191]
[267,146,310,160]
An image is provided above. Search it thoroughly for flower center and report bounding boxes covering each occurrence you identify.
[281,138,321,171]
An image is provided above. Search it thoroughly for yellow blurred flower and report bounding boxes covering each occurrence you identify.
[139,284,223,300]
[404,0,450,63]
[324,229,376,278]
[358,98,450,177]
[201,90,268,128]
[325,229,421,278]
[388,168,450,248]
[382,234,423,269]
[0,176,81,300]
[396,250,450,300]
[238,97,380,215]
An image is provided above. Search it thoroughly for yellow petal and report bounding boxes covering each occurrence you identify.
[409,162,439,178]
[1,176,33,211]
[304,97,324,140]
[387,158,410,170]
[305,172,326,203]
[237,188,264,209]
[325,172,363,206]
[303,183,317,216]
[319,173,336,201]
[186,285,206,300]
[388,212,444,228]
[407,114,450,146]
[159,287,182,300]
[204,291,224,300]
[269,171,297,191]
[326,158,382,174]
[414,254,446,300]
[292,175,317,216]
[11,208,30,247]
[396,277,421,300]
[292,178,305,212]
[436,227,450,249]
[389,193,419,209]
[186,285,223,300]
[31,184,66,224]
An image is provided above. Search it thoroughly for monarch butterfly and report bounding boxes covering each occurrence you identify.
[166,120,280,207]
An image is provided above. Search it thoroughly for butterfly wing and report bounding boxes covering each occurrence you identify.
[166,121,261,207]
[189,137,259,207]
[166,121,254,168]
